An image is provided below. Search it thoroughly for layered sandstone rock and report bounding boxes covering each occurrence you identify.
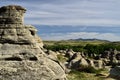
[0,5,67,80]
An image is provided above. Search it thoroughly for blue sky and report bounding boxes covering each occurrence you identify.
[1,0,120,41]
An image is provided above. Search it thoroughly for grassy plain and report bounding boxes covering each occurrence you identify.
[43,40,108,46]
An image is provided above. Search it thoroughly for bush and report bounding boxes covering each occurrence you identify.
[57,54,67,62]
[44,42,120,58]
[44,44,85,52]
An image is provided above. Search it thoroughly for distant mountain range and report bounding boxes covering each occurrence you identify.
[68,38,110,42]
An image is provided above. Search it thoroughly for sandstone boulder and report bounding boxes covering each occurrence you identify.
[46,50,58,60]
[65,49,74,59]
[109,66,120,79]
[86,59,95,67]
[69,58,88,69]
[79,58,89,66]
[94,60,104,69]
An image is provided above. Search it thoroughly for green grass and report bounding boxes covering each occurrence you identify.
[67,68,113,80]
[77,65,104,74]
[57,54,68,63]
[43,40,107,46]
[67,70,104,80]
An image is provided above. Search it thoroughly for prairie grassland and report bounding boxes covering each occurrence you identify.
[43,40,108,46]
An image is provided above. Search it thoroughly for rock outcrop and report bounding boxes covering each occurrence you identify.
[0,5,67,80]
[109,66,120,79]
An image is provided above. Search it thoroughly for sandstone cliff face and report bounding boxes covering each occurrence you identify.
[0,5,67,80]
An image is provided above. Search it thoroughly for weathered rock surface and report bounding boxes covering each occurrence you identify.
[109,66,120,79]
[46,50,58,60]
[0,5,67,80]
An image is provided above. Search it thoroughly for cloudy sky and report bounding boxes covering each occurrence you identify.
[1,0,120,41]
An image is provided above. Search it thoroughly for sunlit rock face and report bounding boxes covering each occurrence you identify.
[0,5,67,80]
[0,5,43,46]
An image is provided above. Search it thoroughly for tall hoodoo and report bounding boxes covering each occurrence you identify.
[0,5,67,80]
[0,5,43,46]
[0,5,26,24]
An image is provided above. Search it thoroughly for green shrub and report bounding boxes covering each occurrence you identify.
[57,54,67,62]
[44,42,120,58]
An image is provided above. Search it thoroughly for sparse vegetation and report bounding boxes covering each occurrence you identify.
[77,65,103,74]
[44,40,119,80]
[57,54,67,62]
[67,70,104,80]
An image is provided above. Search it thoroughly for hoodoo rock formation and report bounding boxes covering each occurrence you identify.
[0,5,67,80]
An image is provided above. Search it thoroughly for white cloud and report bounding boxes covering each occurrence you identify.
[1,0,120,26]
[40,32,120,41]
[23,0,120,26]
[26,18,120,27]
